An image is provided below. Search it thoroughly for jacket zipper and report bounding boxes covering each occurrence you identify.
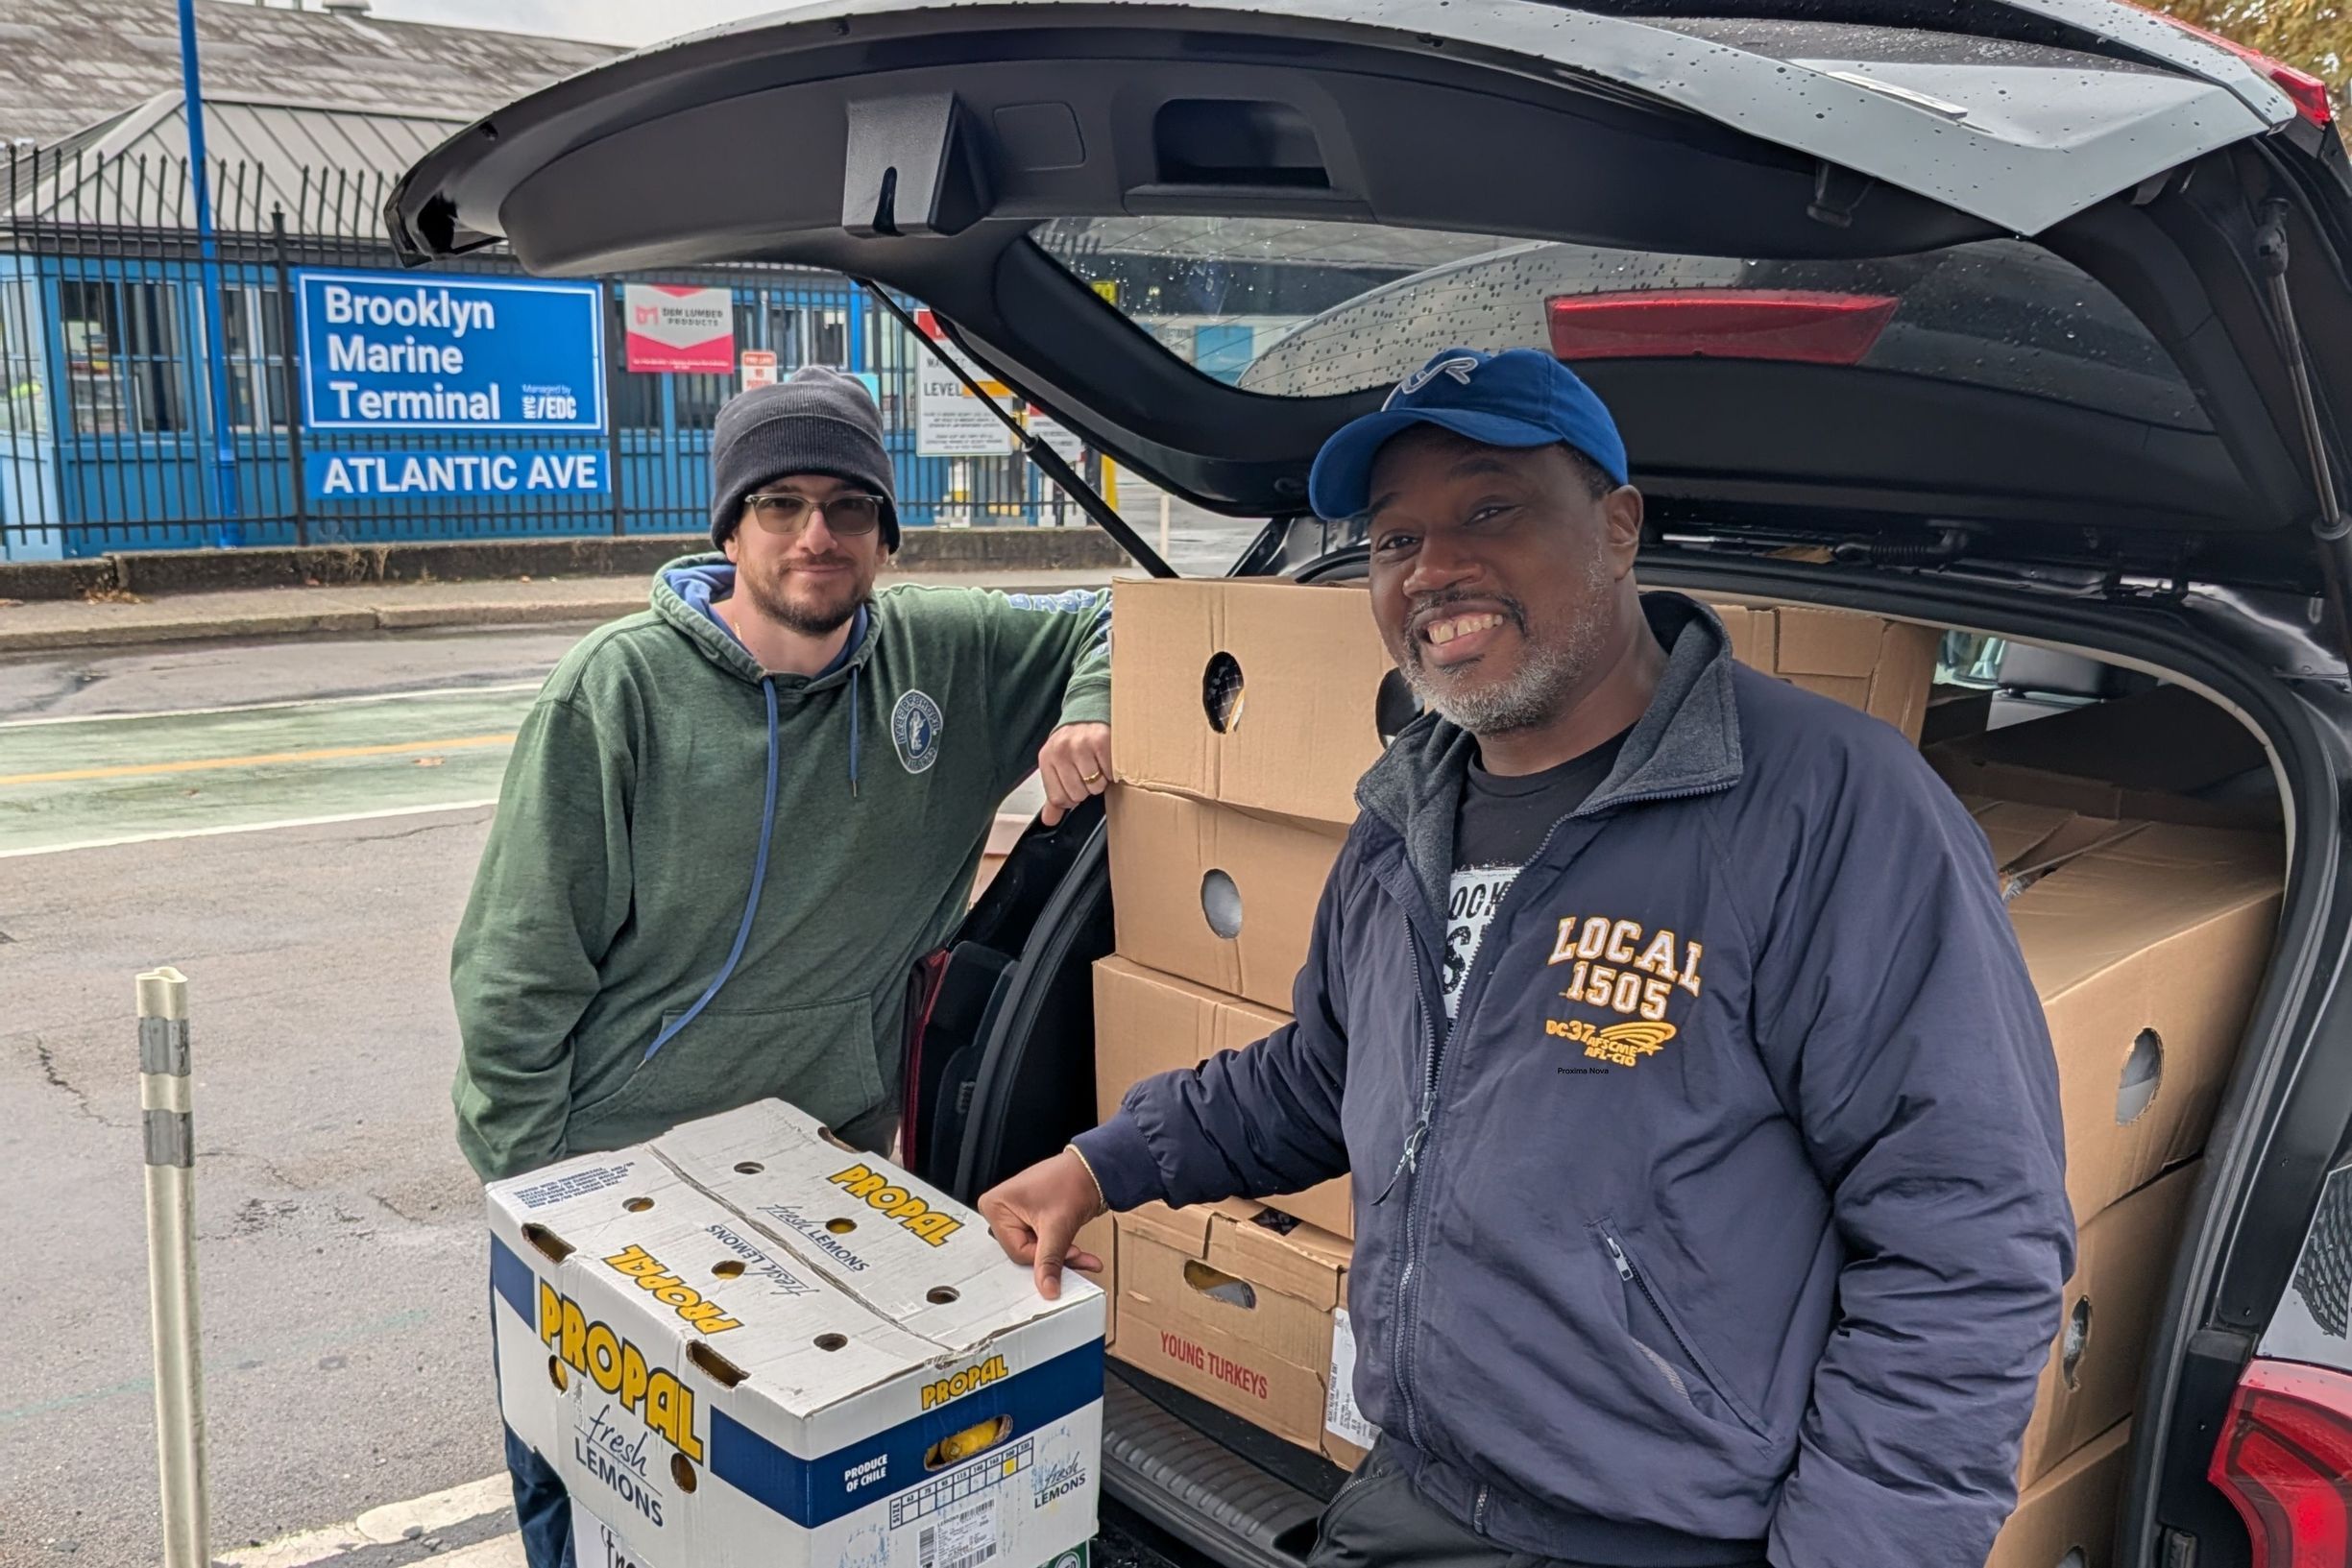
[1605,1232,1731,1419]
[1372,773,1740,1463]
[1382,805,1578,1455]
[1474,1484,1491,1534]
[1384,929,1443,1450]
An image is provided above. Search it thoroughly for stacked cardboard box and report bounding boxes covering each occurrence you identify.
[1091,579,1952,1469]
[1959,765,2283,1561]
[1103,577,1384,1240]
[486,1099,1104,1568]
[1097,579,1379,1467]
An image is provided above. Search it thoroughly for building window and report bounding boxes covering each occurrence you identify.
[0,277,45,441]
[219,285,286,431]
[60,278,189,436]
[770,304,850,372]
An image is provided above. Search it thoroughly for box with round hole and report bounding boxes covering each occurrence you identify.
[487,1146,699,1472]
[1110,1199,1351,1453]
[2015,1162,2198,1487]
[1984,1419,2130,1568]
[1107,577,1400,828]
[1092,956,1352,1239]
[2002,822,2282,1222]
[1103,786,1347,1013]
[484,1098,1105,1568]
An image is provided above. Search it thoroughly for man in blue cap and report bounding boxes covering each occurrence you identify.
[982,349,2070,1568]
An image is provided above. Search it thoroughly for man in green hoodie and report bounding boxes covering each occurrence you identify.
[454,366,1112,1567]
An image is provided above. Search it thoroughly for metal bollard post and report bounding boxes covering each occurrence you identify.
[138,966,210,1568]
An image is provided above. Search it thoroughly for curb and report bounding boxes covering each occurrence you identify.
[0,527,1127,603]
[0,568,1118,655]
[0,600,645,654]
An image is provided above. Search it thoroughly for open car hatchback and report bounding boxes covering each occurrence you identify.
[393,3,2352,1564]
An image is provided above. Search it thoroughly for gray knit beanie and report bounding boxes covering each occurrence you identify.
[709,367,900,550]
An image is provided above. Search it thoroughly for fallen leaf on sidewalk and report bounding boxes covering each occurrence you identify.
[414,757,447,768]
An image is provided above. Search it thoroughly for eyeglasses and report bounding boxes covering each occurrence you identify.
[742,492,887,536]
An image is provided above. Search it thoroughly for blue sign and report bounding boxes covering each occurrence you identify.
[296,270,606,433]
[307,449,609,501]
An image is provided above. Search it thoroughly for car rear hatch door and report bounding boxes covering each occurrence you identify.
[390,7,2352,1564]
[388,0,2352,598]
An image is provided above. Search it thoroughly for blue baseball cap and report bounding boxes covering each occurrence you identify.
[1306,347,1629,520]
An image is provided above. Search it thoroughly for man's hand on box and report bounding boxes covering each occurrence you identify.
[979,1148,1107,1300]
[1036,722,1111,828]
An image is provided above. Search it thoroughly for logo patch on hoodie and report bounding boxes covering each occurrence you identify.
[891,689,944,775]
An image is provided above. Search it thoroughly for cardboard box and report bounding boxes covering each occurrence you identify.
[2018,1164,2197,1485]
[1077,1213,1117,1348]
[1986,1420,2130,1568]
[2007,825,2281,1220]
[1708,600,1941,741]
[1105,785,1346,1011]
[487,1099,1103,1568]
[1968,800,2143,903]
[1110,577,1397,827]
[1928,685,2275,829]
[1093,958,1352,1240]
[1111,1201,1349,1450]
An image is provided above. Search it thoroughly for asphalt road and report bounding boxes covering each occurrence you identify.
[2,629,558,1566]
[0,611,1218,1567]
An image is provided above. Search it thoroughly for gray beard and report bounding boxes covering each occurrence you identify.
[1400,556,1613,736]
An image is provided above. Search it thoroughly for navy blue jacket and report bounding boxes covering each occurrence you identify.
[1078,594,2073,1568]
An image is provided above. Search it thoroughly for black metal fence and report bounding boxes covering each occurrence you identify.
[0,148,1084,557]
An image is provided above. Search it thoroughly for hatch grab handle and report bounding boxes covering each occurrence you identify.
[857,280,1179,579]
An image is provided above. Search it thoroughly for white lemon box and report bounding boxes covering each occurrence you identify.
[488,1098,1105,1568]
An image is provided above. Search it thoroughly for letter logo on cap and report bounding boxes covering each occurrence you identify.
[1386,355,1480,407]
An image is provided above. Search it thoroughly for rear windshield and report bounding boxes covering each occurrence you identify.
[1032,217,2208,431]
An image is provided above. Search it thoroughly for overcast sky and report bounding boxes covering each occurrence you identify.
[240,0,797,46]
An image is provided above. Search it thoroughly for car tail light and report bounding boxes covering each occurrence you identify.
[2123,3,2334,127]
[2210,1358,2352,1566]
[1545,290,1899,367]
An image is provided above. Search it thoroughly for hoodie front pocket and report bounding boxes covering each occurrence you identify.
[1593,1222,1773,1443]
[570,997,885,1146]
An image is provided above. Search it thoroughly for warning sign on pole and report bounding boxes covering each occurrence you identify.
[740,350,778,391]
[1025,405,1086,464]
[912,308,1016,458]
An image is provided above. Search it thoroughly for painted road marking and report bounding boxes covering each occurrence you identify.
[0,733,516,787]
[0,685,531,856]
[215,1475,516,1567]
[0,799,499,859]
[0,681,546,729]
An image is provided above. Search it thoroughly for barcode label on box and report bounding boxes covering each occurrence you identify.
[1326,1309,1380,1449]
[919,1499,998,1568]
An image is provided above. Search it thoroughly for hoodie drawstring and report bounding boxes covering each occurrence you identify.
[643,676,781,1064]
[849,665,861,799]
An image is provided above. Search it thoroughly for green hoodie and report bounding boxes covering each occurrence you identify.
[449,554,1111,1181]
